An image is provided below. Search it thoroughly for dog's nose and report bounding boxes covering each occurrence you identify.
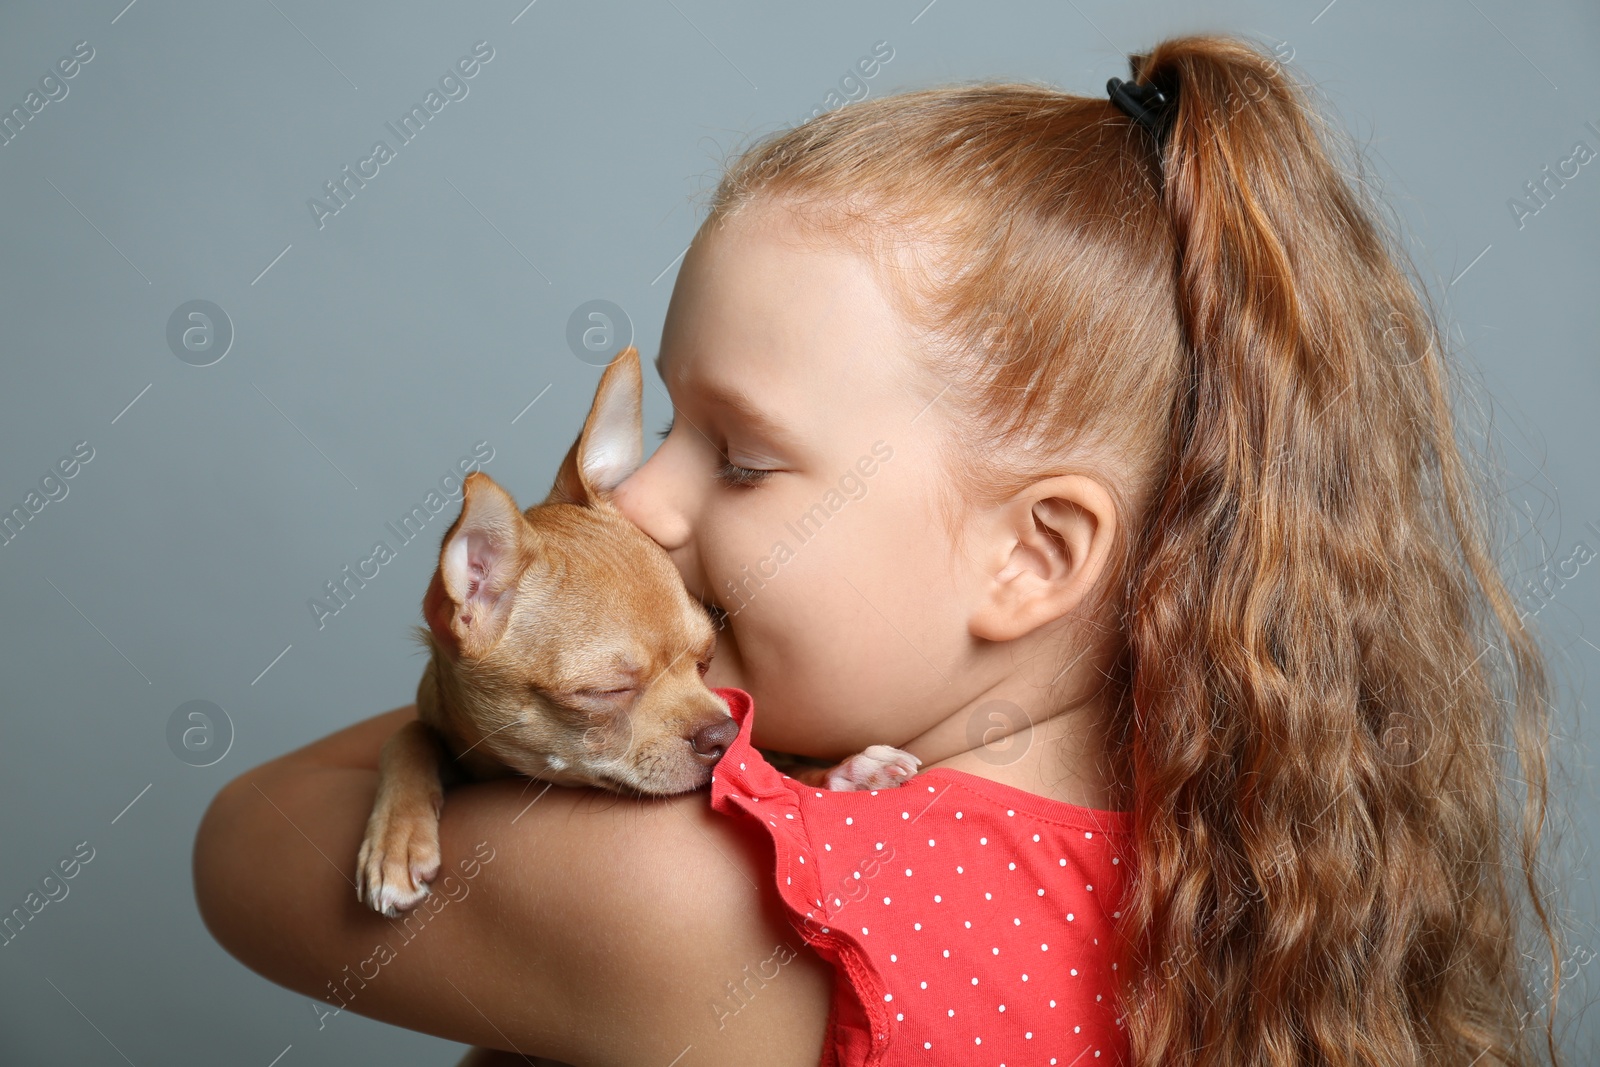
[689,717,739,762]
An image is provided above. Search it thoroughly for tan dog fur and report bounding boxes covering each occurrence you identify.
[356,346,919,918]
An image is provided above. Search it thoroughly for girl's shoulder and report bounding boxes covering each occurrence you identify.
[709,688,1133,1066]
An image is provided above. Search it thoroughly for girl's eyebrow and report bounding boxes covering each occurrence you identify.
[655,350,803,451]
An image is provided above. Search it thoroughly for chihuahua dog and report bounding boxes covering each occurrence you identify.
[356,346,922,918]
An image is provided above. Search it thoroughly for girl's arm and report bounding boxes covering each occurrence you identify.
[192,703,834,1067]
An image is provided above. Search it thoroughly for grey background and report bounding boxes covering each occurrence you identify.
[1,0,1596,1063]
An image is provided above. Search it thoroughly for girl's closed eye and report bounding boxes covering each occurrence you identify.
[713,458,773,488]
[655,415,774,488]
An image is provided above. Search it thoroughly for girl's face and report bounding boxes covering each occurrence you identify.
[612,204,984,759]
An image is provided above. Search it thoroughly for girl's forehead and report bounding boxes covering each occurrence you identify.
[653,206,950,461]
[661,213,915,384]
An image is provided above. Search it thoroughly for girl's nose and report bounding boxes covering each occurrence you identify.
[612,452,692,553]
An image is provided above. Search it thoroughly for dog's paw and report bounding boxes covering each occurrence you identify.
[355,803,442,918]
[823,745,923,792]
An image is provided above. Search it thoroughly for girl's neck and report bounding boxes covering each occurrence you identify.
[916,691,1129,813]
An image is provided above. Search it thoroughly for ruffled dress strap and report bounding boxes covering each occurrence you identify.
[707,686,893,1066]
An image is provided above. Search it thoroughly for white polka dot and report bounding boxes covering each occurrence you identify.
[984,892,990,900]
[955,811,963,819]
[920,981,927,989]
[992,946,999,955]
[883,993,891,1001]
[928,839,935,847]
[739,762,746,769]
[1032,833,1040,842]
[901,811,909,819]
[824,843,832,851]
[883,897,891,905]
[1007,809,1014,816]
[1038,888,1045,896]
[958,867,965,874]
[798,856,804,863]
[1085,831,1093,838]
[942,949,950,958]
[1013,918,1021,925]
[924,1043,932,1050]
[1067,912,1075,921]
[1071,967,1078,975]
[1041,943,1049,951]
[1059,858,1067,866]
[862,927,869,935]
[1009,862,1016,871]
[964,921,971,928]
[1026,1031,1033,1039]
[785,813,794,820]
[975,1036,982,1045]
[822,927,829,933]
[1022,973,1029,981]
[845,817,853,825]
[980,837,987,845]
[1113,856,1120,864]
[905,869,913,876]
[876,842,883,850]
[914,923,922,930]
[1087,884,1093,891]
[896,1013,903,1021]
[947,1008,955,1017]
[934,894,941,902]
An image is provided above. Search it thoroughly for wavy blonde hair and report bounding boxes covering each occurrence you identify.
[694,31,1571,1067]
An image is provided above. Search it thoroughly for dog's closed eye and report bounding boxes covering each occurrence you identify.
[571,686,637,711]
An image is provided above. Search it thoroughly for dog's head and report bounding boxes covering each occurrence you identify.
[412,346,735,795]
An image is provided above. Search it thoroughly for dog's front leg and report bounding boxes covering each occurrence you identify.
[356,719,447,917]
[764,745,922,791]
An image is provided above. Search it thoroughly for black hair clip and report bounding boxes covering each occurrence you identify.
[1107,74,1177,148]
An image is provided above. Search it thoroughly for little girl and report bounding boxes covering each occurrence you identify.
[194,31,1566,1067]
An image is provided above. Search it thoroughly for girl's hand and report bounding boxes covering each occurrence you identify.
[192,703,834,1066]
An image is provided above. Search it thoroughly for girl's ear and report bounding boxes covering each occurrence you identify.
[967,475,1117,643]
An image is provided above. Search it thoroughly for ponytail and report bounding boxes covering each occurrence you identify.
[1112,36,1564,1067]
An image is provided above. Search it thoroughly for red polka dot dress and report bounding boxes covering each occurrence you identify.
[707,686,1134,1067]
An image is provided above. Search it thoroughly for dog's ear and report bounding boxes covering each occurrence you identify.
[546,345,642,507]
[423,471,533,661]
